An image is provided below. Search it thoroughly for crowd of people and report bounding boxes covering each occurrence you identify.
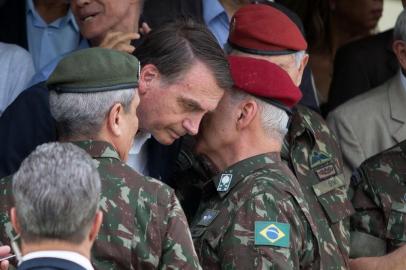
[0,0,406,269]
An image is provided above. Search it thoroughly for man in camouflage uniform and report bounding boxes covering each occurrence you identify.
[349,139,406,269]
[191,55,321,268]
[174,3,353,268]
[0,48,201,270]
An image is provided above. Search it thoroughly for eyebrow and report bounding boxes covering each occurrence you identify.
[177,97,205,112]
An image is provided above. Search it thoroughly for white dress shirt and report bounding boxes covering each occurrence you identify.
[126,132,151,175]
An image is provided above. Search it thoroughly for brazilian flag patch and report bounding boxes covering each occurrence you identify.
[254,221,290,247]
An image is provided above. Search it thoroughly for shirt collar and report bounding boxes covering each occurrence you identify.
[26,0,79,32]
[21,251,93,270]
[73,140,121,160]
[203,0,227,24]
[129,132,151,155]
[211,153,281,198]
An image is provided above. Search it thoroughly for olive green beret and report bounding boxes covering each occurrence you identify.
[46,48,140,93]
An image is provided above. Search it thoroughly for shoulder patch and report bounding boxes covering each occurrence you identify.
[315,164,337,181]
[217,174,233,192]
[197,209,219,227]
[255,221,290,247]
[310,151,331,168]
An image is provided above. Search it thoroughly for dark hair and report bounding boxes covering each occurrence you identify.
[134,19,232,90]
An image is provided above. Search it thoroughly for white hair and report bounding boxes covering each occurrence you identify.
[50,88,136,138]
[394,10,406,42]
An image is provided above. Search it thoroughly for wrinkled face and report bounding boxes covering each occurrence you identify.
[195,91,237,157]
[117,91,140,161]
[71,0,136,42]
[334,0,383,31]
[138,61,224,145]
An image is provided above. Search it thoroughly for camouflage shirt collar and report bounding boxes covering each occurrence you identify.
[72,140,121,160]
[212,152,281,198]
[286,107,316,150]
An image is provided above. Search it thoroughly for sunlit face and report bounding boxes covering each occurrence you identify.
[117,90,140,161]
[137,61,224,145]
[71,0,137,43]
[334,0,383,31]
[195,91,238,157]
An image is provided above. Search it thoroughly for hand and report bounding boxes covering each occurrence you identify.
[0,245,10,270]
[139,22,152,35]
[350,257,379,270]
[99,31,140,53]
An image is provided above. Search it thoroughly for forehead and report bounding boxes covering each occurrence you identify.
[170,61,225,110]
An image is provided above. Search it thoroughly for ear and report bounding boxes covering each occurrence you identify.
[107,103,125,137]
[296,53,309,86]
[10,208,21,234]
[88,211,103,243]
[393,40,406,70]
[138,64,160,95]
[236,99,258,130]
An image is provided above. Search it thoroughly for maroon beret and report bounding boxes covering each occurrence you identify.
[229,4,307,55]
[228,55,302,110]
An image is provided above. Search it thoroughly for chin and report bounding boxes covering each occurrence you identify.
[154,134,175,145]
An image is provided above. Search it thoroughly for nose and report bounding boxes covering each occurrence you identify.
[182,116,201,136]
[72,0,90,7]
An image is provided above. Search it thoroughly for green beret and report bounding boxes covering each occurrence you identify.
[46,48,140,93]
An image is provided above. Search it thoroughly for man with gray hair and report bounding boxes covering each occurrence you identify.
[9,142,102,270]
[0,47,201,270]
[189,55,317,268]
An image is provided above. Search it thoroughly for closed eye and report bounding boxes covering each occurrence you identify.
[177,97,205,113]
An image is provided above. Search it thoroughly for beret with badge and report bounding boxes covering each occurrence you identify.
[47,47,140,93]
[228,3,307,55]
[228,55,302,112]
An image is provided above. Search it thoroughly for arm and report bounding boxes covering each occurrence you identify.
[159,187,202,270]
[219,193,309,269]
[350,245,406,270]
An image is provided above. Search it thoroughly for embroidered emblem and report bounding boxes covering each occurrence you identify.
[315,164,337,181]
[255,221,290,247]
[310,151,331,168]
[197,209,219,227]
[217,174,233,192]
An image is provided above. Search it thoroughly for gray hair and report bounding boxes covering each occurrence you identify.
[50,88,135,138]
[230,90,289,143]
[12,142,101,244]
[394,10,406,42]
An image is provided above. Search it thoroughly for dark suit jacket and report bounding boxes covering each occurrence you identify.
[18,257,86,270]
[0,0,28,49]
[326,29,399,113]
[0,83,180,184]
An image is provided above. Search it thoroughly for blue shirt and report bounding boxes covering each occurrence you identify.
[26,0,84,71]
[203,0,230,48]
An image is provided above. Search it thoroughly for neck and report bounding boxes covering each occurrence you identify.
[329,13,370,56]
[219,0,245,19]
[207,132,281,172]
[22,239,91,259]
[34,0,69,24]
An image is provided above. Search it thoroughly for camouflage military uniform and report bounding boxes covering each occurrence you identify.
[191,152,320,269]
[0,140,201,270]
[280,105,354,268]
[350,139,406,258]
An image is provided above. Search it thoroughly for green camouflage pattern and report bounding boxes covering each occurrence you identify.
[281,106,354,268]
[191,153,320,269]
[350,139,406,256]
[0,140,201,270]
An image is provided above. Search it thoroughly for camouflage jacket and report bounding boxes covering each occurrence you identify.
[191,153,322,269]
[0,140,201,270]
[350,140,406,258]
[281,105,354,268]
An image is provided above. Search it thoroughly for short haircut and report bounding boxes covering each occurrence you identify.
[12,142,101,244]
[135,19,233,90]
[230,89,289,143]
[394,10,406,42]
[50,88,135,139]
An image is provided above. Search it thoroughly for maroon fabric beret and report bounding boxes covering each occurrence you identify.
[229,4,307,55]
[228,55,302,109]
